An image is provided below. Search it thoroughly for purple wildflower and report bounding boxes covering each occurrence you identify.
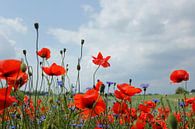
[152,99,160,103]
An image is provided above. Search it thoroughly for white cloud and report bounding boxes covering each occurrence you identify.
[0,36,16,59]
[48,0,195,93]
[0,17,28,59]
[0,17,27,33]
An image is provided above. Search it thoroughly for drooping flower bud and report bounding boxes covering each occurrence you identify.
[63,48,66,53]
[60,50,63,55]
[34,23,39,30]
[77,64,81,71]
[23,50,27,55]
[81,39,84,45]
[20,62,27,72]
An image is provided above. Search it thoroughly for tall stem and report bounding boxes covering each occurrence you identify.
[76,40,84,93]
[93,65,100,88]
[34,23,39,127]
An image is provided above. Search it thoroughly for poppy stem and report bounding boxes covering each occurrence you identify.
[34,23,39,128]
[76,40,84,93]
[143,89,146,101]
[93,65,100,88]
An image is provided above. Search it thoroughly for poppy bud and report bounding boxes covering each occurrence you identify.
[29,71,32,76]
[81,39,84,45]
[63,48,66,53]
[34,23,39,30]
[48,98,54,104]
[168,113,178,129]
[20,62,27,72]
[60,50,63,55]
[23,50,27,55]
[77,64,81,71]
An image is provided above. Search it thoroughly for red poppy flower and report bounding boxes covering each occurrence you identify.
[144,100,156,108]
[74,89,106,118]
[185,97,195,105]
[37,48,51,60]
[112,101,128,114]
[138,104,151,113]
[114,90,131,101]
[192,102,195,112]
[152,120,168,129]
[0,59,25,79]
[24,95,29,104]
[0,86,17,111]
[117,83,142,96]
[131,119,146,129]
[94,80,103,91]
[92,52,111,68]
[42,63,65,76]
[174,113,182,123]
[170,70,189,83]
[7,72,28,91]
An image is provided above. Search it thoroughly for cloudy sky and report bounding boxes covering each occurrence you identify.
[0,0,195,94]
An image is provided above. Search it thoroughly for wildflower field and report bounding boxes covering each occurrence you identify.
[0,23,195,129]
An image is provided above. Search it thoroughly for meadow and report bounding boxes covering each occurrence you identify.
[0,23,194,129]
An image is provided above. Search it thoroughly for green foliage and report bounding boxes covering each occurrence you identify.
[168,113,178,129]
[175,87,188,94]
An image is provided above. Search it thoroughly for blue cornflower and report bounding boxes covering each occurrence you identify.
[179,101,185,107]
[70,124,83,127]
[40,115,46,121]
[152,99,160,103]
[57,80,63,87]
[10,126,16,129]
[106,81,115,87]
[140,83,149,89]
[98,124,109,128]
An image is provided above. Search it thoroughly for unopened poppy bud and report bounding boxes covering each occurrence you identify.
[63,48,66,53]
[34,23,39,30]
[168,113,178,129]
[77,64,81,71]
[29,71,32,76]
[20,62,27,72]
[60,50,63,55]
[23,50,27,55]
[48,98,54,104]
[81,39,84,45]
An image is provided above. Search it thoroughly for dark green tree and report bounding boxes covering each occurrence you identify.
[175,87,188,94]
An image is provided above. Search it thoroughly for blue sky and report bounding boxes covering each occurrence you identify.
[0,0,195,94]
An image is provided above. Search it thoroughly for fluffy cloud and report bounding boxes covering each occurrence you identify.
[48,0,195,93]
[0,17,28,59]
[0,17,27,34]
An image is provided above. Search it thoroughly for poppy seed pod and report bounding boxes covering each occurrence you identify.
[20,62,27,72]
[63,48,66,53]
[81,39,84,45]
[77,64,81,71]
[60,50,63,55]
[23,50,27,55]
[34,23,39,30]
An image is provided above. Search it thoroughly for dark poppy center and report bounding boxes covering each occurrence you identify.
[85,100,95,109]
